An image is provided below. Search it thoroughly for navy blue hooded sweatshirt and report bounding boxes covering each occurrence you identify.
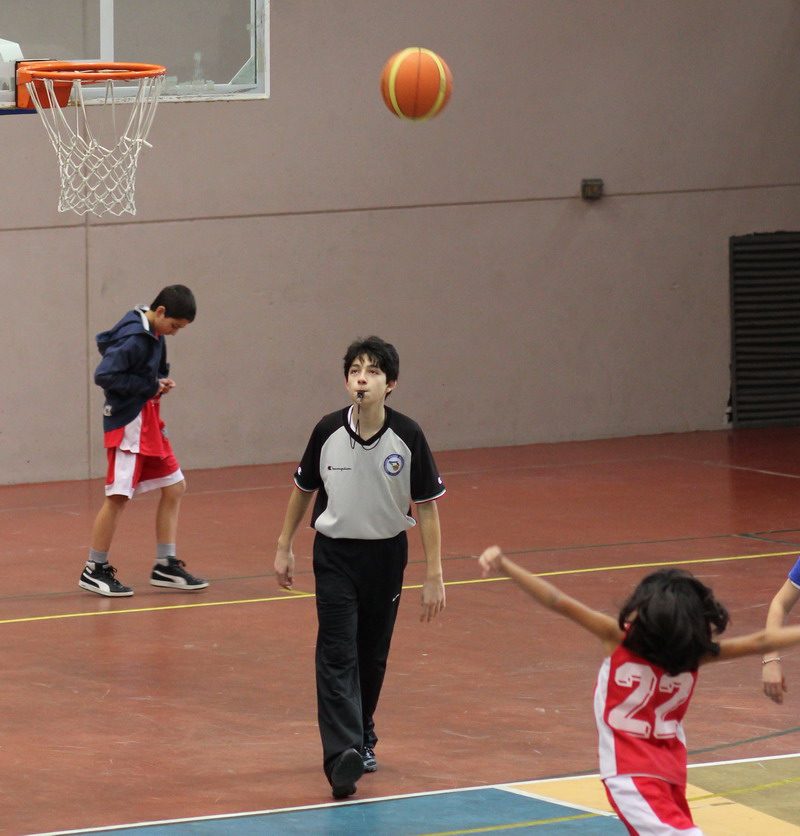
[95,305,169,432]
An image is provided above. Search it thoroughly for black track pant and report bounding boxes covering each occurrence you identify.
[313,531,408,780]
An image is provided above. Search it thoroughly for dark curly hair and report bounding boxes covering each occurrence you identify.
[619,568,730,675]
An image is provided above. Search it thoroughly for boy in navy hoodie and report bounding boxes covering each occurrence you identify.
[79,284,208,597]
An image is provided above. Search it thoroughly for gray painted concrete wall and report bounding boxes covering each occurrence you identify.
[2,0,800,483]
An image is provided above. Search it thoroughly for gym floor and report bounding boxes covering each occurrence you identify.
[2,427,800,835]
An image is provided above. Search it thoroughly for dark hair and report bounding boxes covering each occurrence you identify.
[618,568,730,675]
[343,336,400,384]
[150,285,196,322]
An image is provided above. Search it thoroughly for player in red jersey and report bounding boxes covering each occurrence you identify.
[477,547,800,836]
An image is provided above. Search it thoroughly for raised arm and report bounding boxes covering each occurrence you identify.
[274,486,315,589]
[417,500,445,623]
[714,620,800,667]
[478,546,623,654]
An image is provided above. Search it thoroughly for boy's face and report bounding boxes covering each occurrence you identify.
[345,353,396,405]
[152,306,191,337]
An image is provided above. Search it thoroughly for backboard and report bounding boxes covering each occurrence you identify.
[0,0,269,110]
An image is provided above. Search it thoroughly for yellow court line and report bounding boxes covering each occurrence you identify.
[416,812,600,836]
[688,772,800,802]
[0,591,314,625]
[408,548,799,588]
[1,549,794,626]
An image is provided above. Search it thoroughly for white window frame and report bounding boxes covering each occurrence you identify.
[0,0,269,109]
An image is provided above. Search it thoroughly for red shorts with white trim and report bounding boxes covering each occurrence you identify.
[603,775,704,835]
[105,447,183,498]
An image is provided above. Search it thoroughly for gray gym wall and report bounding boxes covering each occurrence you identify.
[2,0,800,484]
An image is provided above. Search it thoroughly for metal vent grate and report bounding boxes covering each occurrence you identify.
[730,232,800,427]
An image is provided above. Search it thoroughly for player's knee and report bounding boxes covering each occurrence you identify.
[107,494,129,510]
[164,479,186,499]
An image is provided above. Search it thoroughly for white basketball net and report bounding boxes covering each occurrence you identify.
[26,74,164,217]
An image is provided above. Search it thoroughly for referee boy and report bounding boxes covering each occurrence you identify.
[274,336,446,799]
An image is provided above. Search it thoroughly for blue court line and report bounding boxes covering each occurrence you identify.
[32,787,625,836]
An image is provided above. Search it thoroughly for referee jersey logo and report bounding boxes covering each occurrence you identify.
[383,453,405,475]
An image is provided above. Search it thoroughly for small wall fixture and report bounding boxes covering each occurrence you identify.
[581,178,604,200]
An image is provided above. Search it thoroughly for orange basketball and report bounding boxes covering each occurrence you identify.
[380,48,453,121]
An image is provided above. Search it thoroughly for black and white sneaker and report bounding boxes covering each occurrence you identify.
[79,562,133,597]
[362,746,378,773]
[150,557,208,591]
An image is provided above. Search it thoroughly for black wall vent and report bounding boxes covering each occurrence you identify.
[730,231,800,427]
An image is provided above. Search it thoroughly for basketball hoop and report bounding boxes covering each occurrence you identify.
[16,61,166,217]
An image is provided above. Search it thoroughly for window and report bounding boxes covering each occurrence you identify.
[0,0,269,108]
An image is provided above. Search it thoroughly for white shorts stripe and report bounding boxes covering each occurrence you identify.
[106,447,139,498]
[135,469,184,496]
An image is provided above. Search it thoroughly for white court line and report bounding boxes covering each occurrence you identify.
[500,783,618,817]
[28,753,800,836]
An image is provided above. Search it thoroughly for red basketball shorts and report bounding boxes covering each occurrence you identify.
[105,447,183,498]
[603,774,704,835]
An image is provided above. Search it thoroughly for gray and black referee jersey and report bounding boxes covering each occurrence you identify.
[294,406,446,539]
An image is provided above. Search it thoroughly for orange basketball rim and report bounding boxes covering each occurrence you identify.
[16,61,165,109]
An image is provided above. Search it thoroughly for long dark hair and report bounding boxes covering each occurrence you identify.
[619,568,730,675]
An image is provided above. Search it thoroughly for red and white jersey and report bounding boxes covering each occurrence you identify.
[594,643,698,787]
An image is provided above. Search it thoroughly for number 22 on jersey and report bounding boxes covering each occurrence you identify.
[608,661,694,739]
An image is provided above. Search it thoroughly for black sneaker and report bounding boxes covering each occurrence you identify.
[330,748,364,799]
[362,746,378,773]
[151,557,208,591]
[79,562,133,597]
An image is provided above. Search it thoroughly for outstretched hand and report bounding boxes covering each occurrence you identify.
[478,545,506,577]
